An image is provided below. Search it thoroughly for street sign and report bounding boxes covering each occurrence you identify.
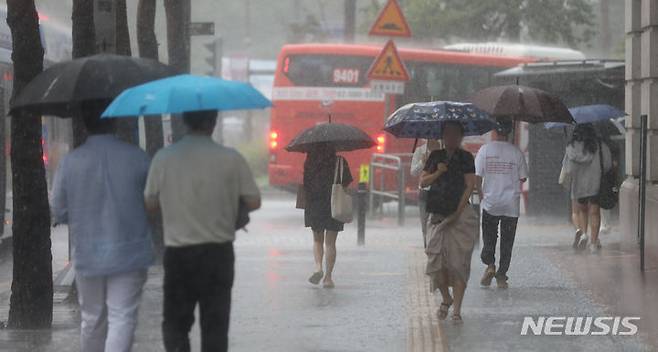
[369,0,412,37]
[370,80,405,95]
[367,40,410,81]
[189,22,215,36]
[359,164,370,183]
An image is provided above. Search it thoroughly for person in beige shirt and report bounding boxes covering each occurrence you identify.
[144,110,261,352]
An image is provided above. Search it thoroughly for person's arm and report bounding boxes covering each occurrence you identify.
[237,153,262,211]
[410,145,426,177]
[420,163,447,188]
[144,155,162,219]
[444,173,476,225]
[474,147,485,200]
[519,150,529,183]
[340,157,353,188]
[475,175,483,201]
[51,158,68,226]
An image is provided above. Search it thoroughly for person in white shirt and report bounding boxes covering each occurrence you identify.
[410,139,441,247]
[474,120,528,289]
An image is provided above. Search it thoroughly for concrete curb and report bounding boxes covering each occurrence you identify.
[407,249,447,352]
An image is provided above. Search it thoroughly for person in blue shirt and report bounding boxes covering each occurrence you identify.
[51,101,154,352]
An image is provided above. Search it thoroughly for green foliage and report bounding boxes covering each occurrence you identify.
[363,0,595,47]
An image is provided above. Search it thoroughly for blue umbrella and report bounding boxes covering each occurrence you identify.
[544,104,625,129]
[384,101,497,139]
[101,74,271,118]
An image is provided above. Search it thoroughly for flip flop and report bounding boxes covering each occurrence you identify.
[451,314,463,324]
[308,271,324,285]
[323,280,335,289]
[437,301,452,320]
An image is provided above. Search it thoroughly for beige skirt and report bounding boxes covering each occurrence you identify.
[425,205,478,291]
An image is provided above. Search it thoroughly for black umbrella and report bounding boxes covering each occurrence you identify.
[10,54,176,118]
[469,85,574,124]
[285,123,375,153]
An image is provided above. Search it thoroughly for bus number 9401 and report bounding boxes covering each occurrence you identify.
[333,68,360,85]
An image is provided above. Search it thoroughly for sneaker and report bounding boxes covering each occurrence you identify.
[496,276,509,289]
[572,229,583,250]
[480,266,496,287]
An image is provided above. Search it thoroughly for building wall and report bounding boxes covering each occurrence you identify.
[621,0,658,265]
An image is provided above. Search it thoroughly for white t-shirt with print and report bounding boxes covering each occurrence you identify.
[475,141,528,218]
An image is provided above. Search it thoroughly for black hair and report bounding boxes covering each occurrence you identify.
[570,123,599,154]
[183,110,218,132]
[442,120,465,137]
[81,100,115,135]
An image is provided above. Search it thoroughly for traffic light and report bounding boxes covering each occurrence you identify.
[203,37,222,76]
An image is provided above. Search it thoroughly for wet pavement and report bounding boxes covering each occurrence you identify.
[0,192,656,352]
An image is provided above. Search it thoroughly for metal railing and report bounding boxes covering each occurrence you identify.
[368,153,412,226]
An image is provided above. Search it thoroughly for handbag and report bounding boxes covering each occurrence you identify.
[295,184,306,209]
[598,141,618,210]
[331,157,353,223]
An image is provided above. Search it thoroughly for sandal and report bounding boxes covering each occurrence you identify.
[308,271,324,285]
[451,314,463,324]
[437,301,452,320]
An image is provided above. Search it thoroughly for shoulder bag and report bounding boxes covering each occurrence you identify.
[331,157,353,223]
[598,141,618,210]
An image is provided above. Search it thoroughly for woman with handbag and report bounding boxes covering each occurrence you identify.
[559,123,612,254]
[303,145,353,288]
[420,121,478,323]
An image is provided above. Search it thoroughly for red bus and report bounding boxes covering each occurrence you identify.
[267,43,569,193]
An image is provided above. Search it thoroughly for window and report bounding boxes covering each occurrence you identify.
[283,54,373,87]
[397,62,495,107]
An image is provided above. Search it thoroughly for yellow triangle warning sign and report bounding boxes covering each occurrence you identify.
[369,0,412,37]
[367,40,410,81]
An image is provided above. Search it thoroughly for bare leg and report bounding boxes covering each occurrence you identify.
[573,201,589,234]
[436,269,453,304]
[313,230,325,273]
[571,200,581,230]
[452,278,467,318]
[323,231,338,285]
[588,203,601,244]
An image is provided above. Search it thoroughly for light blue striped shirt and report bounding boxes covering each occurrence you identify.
[51,135,154,277]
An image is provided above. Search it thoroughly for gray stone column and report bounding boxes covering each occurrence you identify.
[621,0,658,264]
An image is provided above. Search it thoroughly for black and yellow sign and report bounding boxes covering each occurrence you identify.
[367,40,410,82]
[368,0,412,37]
[359,164,370,183]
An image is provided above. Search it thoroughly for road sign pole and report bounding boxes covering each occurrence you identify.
[357,182,367,246]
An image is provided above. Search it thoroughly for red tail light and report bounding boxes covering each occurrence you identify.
[269,131,279,150]
[376,134,386,153]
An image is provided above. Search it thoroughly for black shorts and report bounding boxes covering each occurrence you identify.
[577,195,599,205]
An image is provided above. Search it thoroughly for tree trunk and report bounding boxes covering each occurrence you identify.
[164,0,189,142]
[137,0,164,156]
[6,0,53,329]
[71,0,96,147]
[114,0,138,145]
[137,0,165,259]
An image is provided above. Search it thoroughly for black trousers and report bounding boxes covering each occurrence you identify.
[163,242,235,352]
[480,210,518,280]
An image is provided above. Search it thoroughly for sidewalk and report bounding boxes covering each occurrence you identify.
[0,197,656,351]
[436,220,655,352]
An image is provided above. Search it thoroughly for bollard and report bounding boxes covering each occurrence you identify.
[357,182,367,246]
